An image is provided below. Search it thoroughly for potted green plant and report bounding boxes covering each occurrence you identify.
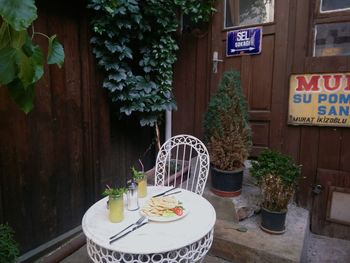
[250,149,301,234]
[203,71,252,197]
[0,224,19,263]
[103,186,127,223]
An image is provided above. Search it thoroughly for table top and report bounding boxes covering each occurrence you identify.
[82,186,216,254]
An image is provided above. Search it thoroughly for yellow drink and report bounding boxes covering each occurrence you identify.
[137,176,147,198]
[109,195,124,223]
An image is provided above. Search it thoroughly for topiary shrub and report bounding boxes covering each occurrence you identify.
[203,71,252,171]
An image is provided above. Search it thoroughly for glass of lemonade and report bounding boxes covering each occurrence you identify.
[108,194,124,223]
[131,167,147,198]
[137,174,147,198]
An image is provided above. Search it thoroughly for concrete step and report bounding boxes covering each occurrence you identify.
[203,170,309,263]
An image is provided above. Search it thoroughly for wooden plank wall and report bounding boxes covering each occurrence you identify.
[284,0,350,208]
[0,2,153,254]
[172,31,211,139]
[278,0,350,238]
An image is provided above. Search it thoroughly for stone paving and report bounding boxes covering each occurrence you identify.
[60,234,350,263]
[61,234,350,263]
[60,245,231,263]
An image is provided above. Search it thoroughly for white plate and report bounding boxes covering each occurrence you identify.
[141,207,189,222]
[140,201,189,222]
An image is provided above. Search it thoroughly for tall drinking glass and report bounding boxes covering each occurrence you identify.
[108,195,124,223]
[137,175,147,198]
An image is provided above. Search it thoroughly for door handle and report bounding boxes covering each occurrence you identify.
[212,51,223,73]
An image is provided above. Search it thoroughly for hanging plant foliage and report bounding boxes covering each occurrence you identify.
[0,0,65,113]
[88,0,215,126]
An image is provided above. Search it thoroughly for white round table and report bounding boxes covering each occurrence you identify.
[82,186,216,262]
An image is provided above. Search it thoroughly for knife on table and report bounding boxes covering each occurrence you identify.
[162,190,182,197]
[109,221,148,244]
[152,187,176,197]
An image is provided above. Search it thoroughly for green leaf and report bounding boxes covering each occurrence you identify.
[0,23,27,49]
[105,62,119,71]
[104,41,122,53]
[116,6,126,15]
[16,49,33,87]
[143,66,151,73]
[0,23,11,49]
[26,42,44,82]
[0,0,37,31]
[109,72,126,82]
[0,46,17,85]
[47,35,64,68]
[105,6,114,14]
[120,106,132,115]
[10,28,27,48]
[16,42,44,87]
[7,78,35,113]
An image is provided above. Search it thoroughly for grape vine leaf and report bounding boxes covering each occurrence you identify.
[0,47,17,85]
[7,78,35,113]
[47,35,65,67]
[0,0,37,31]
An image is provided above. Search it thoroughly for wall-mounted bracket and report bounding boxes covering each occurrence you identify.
[212,51,223,73]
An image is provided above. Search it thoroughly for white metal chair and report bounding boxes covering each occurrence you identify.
[154,134,210,196]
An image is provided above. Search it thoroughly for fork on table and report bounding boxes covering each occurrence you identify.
[109,215,146,240]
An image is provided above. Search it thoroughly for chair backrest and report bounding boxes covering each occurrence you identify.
[154,134,210,195]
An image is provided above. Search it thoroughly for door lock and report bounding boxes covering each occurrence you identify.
[212,51,223,73]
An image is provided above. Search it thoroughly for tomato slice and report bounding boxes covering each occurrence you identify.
[171,207,183,216]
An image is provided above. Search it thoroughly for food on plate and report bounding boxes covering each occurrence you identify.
[141,196,184,218]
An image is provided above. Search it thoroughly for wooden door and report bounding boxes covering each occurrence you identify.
[209,0,291,156]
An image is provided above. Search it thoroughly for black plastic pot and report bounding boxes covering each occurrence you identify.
[211,165,243,197]
[260,207,287,234]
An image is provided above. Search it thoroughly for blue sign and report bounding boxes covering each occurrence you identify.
[226,27,262,57]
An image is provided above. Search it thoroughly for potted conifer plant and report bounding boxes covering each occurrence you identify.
[250,149,301,234]
[203,71,252,197]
